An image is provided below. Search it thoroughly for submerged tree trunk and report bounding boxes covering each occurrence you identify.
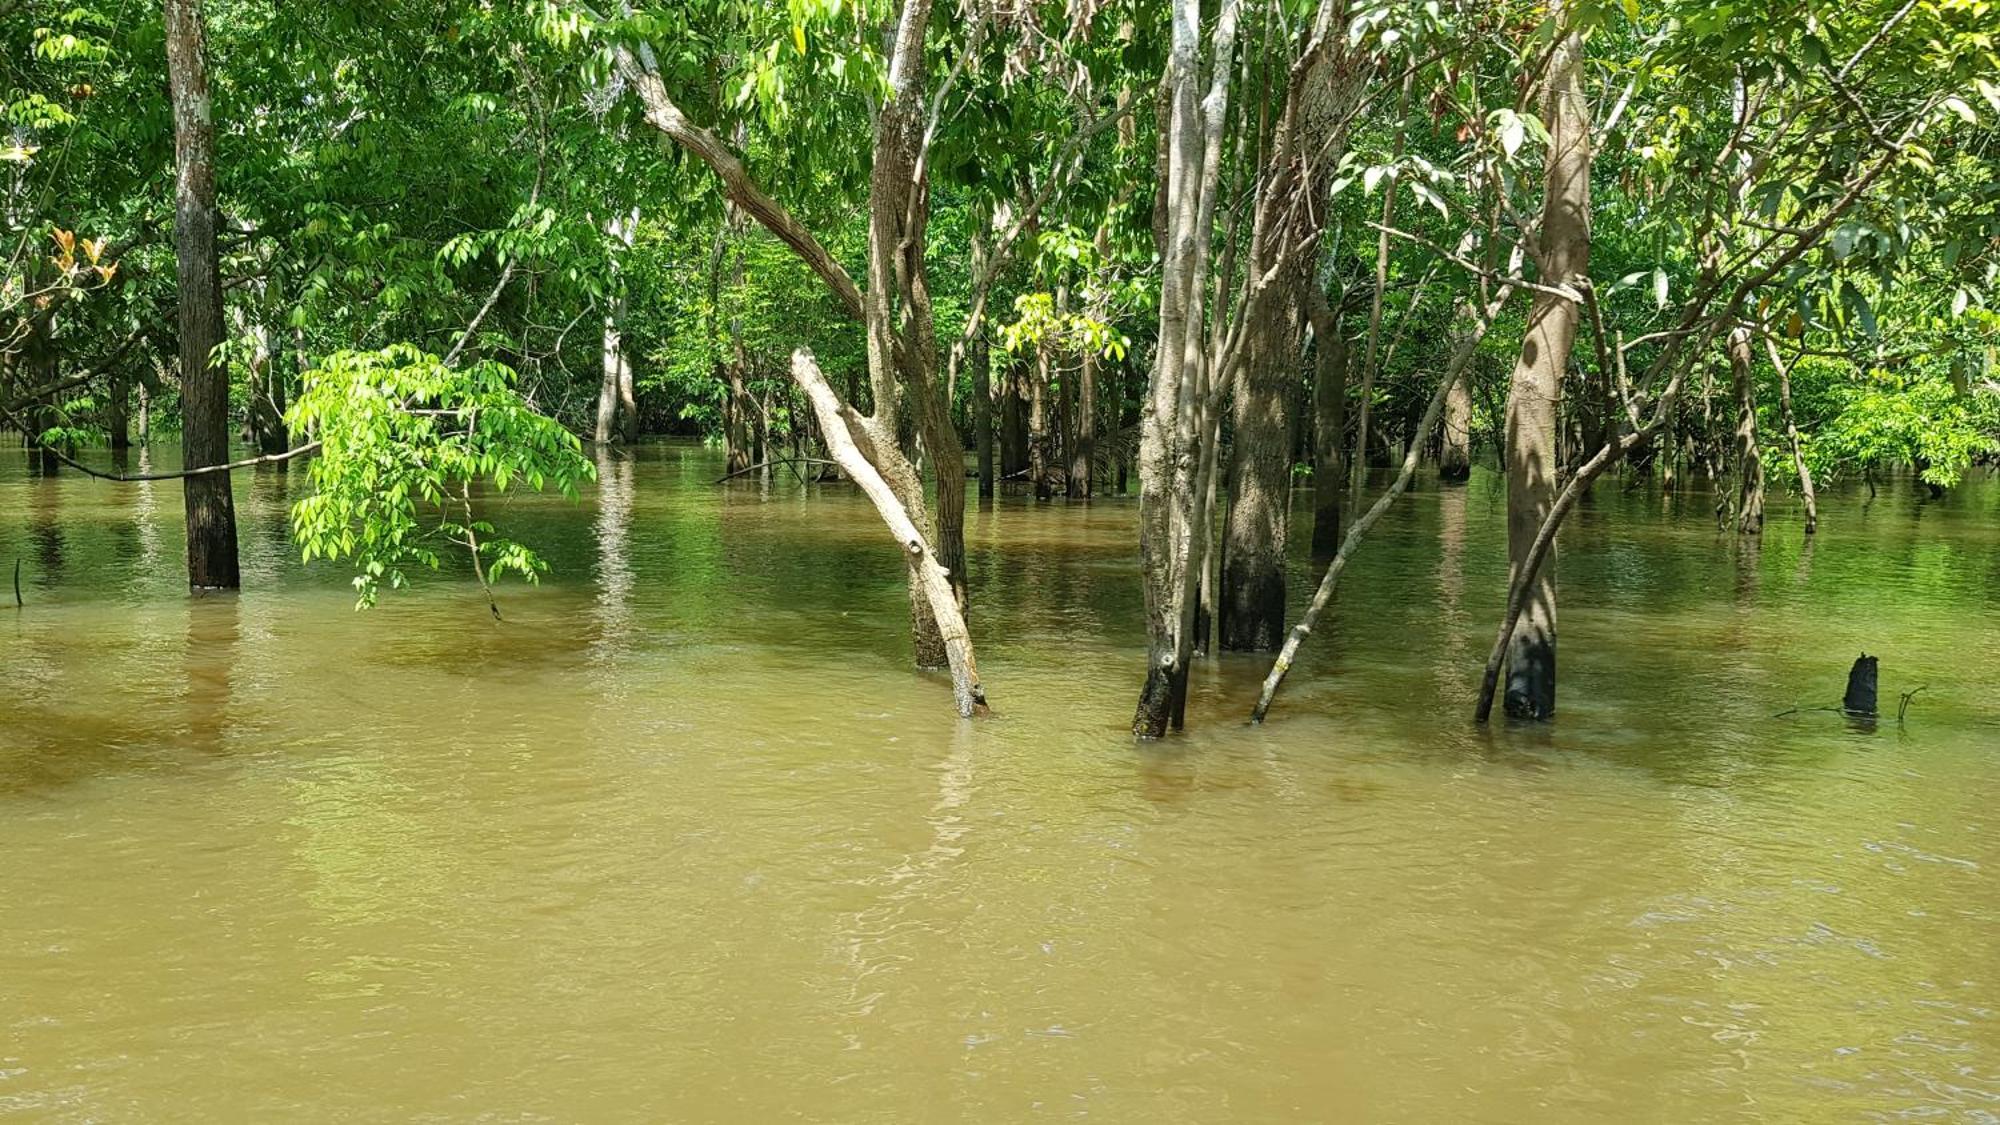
[1001,361,1027,479]
[106,368,131,452]
[1221,303,1300,651]
[1767,335,1817,534]
[973,232,995,500]
[1030,340,1053,500]
[1729,325,1764,534]
[1070,345,1095,499]
[1439,371,1473,482]
[1500,0,1590,720]
[1252,281,1514,723]
[597,211,639,447]
[165,0,239,590]
[1134,0,1241,738]
[1437,300,1478,482]
[793,349,984,716]
[618,0,972,693]
[1308,294,1348,555]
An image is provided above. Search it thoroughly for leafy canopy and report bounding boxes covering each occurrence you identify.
[287,344,596,608]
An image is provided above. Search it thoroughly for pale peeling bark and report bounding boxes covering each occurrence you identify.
[620,0,973,689]
[1729,325,1765,534]
[1134,0,1241,737]
[595,213,638,446]
[794,349,985,718]
[1501,1,1590,721]
[1766,335,1818,534]
[165,0,239,590]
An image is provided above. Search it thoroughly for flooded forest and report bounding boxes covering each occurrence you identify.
[4,0,1999,1119]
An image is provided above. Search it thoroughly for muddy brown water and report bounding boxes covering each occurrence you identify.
[2,444,1996,1120]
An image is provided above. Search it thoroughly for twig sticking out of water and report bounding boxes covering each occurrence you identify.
[12,559,19,608]
[1898,685,1928,722]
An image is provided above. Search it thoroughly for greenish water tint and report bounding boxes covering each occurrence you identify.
[2,444,1996,1120]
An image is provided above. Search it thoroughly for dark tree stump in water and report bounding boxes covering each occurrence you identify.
[1843,654,1879,717]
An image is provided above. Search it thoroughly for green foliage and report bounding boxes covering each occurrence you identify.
[286,345,595,607]
[1810,367,2000,487]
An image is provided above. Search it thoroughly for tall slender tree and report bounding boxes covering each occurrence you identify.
[164,0,239,589]
[1500,0,1590,720]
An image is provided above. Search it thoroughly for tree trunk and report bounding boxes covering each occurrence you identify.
[617,318,639,444]
[1437,300,1478,482]
[974,316,994,500]
[1001,361,1027,477]
[1134,0,1241,738]
[262,318,290,455]
[724,238,755,469]
[1069,346,1094,499]
[1220,302,1299,651]
[165,0,239,590]
[619,0,976,701]
[1729,325,1764,534]
[1350,71,1413,496]
[1308,297,1348,555]
[1030,341,1053,500]
[1440,371,1473,482]
[1501,0,1590,720]
[597,211,638,447]
[597,309,628,445]
[106,368,131,452]
[1767,336,1817,534]
[793,349,984,716]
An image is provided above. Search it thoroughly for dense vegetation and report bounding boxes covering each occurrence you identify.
[4,0,1996,732]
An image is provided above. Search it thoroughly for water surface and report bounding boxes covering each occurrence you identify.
[2,445,1996,1120]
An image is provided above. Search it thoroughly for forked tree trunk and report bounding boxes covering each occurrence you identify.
[1134,0,1241,738]
[1766,335,1817,534]
[1501,0,1590,720]
[619,0,968,684]
[165,0,239,590]
[1729,325,1765,534]
[793,349,984,717]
